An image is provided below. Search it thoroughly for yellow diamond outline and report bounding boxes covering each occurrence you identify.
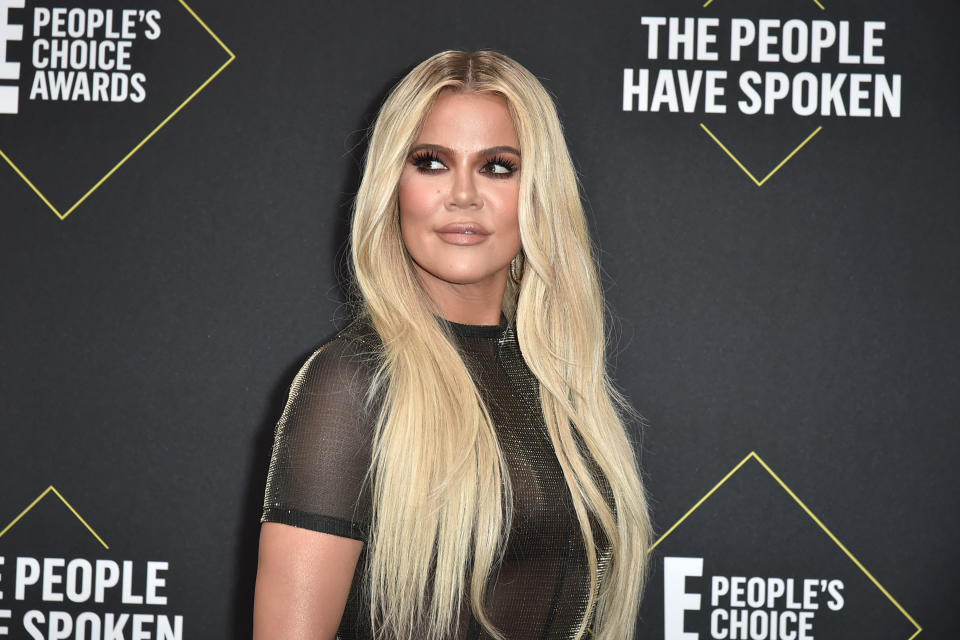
[0,485,108,549]
[704,0,826,10]
[700,122,822,186]
[649,451,922,640]
[700,0,826,184]
[0,0,236,221]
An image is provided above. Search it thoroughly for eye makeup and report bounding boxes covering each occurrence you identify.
[407,146,520,178]
[483,155,518,177]
[410,150,445,172]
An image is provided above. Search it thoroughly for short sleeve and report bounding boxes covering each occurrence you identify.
[261,331,382,541]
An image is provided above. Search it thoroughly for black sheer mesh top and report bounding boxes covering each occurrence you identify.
[261,315,612,639]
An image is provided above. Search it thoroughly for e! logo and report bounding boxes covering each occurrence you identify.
[664,556,704,640]
[0,0,24,114]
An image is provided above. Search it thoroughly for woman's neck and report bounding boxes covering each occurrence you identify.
[415,267,507,326]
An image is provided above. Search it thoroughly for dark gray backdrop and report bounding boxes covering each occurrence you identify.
[0,1,955,638]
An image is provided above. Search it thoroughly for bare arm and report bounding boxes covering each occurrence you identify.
[253,522,364,640]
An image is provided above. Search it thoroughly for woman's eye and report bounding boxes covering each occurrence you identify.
[483,158,518,176]
[412,154,445,172]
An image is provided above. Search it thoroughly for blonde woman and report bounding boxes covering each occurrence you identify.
[253,50,652,640]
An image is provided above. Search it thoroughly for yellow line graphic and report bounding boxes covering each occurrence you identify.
[751,454,922,637]
[649,451,754,552]
[648,451,922,639]
[0,486,109,549]
[700,123,822,187]
[0,0,236,220]
[700,1,825,181]
[0,146,60,213]
[704,0,825,9]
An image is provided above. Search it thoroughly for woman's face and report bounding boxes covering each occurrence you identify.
[398,90,522,312]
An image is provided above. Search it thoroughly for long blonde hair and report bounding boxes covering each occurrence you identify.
[350,50,652,640]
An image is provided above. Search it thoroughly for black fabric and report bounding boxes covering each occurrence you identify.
[261,315,612,639]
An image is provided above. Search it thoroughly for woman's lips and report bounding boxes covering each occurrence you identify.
[436,222,490,245]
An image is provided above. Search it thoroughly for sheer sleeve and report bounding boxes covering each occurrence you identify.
[261,326,383,541]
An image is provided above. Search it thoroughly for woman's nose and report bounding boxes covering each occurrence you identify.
[447,168,482,209]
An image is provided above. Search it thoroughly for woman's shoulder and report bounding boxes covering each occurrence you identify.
[263,316,384,539]
[332,314,383,355]
[293,315,384,399]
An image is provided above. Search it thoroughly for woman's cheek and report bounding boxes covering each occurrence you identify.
[399,177,441,220]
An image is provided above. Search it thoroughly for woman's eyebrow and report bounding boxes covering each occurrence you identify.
[408,143,521,157]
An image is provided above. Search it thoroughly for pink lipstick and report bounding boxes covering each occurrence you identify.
[436,222,490,245]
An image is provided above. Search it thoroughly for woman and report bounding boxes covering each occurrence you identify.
[253,50,652,640]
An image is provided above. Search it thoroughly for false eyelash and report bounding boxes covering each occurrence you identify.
[487,155,518,173]
[408,151,518,175]
[410,151,443,170]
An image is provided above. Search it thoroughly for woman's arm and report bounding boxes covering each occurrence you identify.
[253,522,364,640]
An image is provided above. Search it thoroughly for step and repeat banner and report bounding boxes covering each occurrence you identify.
[1,1,955,638]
